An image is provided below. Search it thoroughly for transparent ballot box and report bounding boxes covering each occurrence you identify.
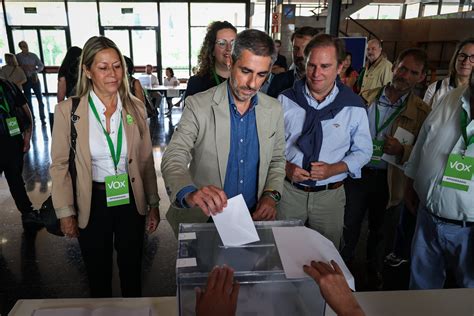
[176,220,326,316]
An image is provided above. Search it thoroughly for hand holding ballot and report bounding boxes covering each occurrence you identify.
[186,185,228,216]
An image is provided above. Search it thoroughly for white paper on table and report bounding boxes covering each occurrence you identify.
[272,226,355,291]
[33,306,152,316]
[381,127,415,170]
[211,194,260,247]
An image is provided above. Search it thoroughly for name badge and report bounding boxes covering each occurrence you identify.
[104,173,130,207]
[441,154,474,191]
[371,139,384,164]
[6,117,20,136]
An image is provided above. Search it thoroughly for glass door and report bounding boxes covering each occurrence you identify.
[104,28,158,79]
[104,29,131,58]
[12,28,67,94]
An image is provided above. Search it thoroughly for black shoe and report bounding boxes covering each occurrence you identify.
[21,210,44,231]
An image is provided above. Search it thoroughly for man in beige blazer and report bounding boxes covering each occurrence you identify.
[162,29,286,236]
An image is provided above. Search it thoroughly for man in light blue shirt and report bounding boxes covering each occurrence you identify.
[404,71,474,289]
[277,34,372,248]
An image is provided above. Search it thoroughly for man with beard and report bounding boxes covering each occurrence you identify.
[341,48,430,289]
[277,34,372,249]
[358,39,393,95]
[266,27,318,98]
[404,71,474,289]
[162,29,286,235]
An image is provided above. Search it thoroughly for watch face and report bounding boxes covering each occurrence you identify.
[272,190,281,201]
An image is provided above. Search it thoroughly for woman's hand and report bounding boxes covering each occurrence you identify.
[60,216,79,238]
[147,207,160,233]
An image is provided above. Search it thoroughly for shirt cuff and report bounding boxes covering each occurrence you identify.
[341,157,361,179]
[176,185,198,208]
[54,205,75,219]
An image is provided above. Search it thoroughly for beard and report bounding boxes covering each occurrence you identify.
[392,76,411,92]
[230,76,257,102]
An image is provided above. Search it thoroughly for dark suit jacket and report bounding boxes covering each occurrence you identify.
[266,69,297,98]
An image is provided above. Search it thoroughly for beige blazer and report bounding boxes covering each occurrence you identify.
[161,82,286,234]
[362,87,430,208]
[50,94,159,229]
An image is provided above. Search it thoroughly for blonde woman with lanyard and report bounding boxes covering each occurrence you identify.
[50,36,160,298]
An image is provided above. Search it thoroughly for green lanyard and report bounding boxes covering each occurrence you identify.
[88,94,123,173]
[0,85,11,115]
[460,107,474,149]
[374,90,408,138]
[212,70,221,85]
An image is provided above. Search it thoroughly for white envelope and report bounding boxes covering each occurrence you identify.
[212,194,260,247]
[381,126,415,170]
[272,226,355,290]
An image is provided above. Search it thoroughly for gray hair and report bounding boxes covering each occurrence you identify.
[231,29,277,65]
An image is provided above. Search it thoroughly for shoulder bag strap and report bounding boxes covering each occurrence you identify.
[69,97,80,210]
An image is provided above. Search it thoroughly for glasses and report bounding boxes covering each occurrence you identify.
[457,53,474,63]
[215,39,234,49]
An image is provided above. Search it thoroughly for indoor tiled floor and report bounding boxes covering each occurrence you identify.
[0,97,411,315]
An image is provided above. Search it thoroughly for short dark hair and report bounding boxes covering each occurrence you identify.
[274,39,282,45]
[166,67,174,77]
[304,34,345,65]
[232,29,277,64]
[291,26,319,42]
[394,48,428,74]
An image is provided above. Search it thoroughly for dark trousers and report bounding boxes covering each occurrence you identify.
[0,136,33,214]
[342,168,389,272]
[22,77,46,121]
[78,187,145,298]
[392,204,417,259]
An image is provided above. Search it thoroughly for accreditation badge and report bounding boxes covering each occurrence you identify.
[441,154,474,191]
[371,139,384,164]
[104,173,130,207]
[6,117,20,136]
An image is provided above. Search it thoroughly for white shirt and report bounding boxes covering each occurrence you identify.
[405,86,474,221]
[164,76,179,87]
[423,77,455,109]
[89,90,128,182]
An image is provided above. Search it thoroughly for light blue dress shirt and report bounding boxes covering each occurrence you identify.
[278,82,373,185]
[367,87,408,170]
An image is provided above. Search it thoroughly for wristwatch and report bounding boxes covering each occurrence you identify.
[262,190,281,204]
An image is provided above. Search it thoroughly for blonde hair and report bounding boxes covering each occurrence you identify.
[4,53,19,66]
[76,36,145,137]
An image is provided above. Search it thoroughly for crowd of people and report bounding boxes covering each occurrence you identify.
[0,18,473,315]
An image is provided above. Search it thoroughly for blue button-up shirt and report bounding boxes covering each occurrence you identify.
[176,84,260,209]
[224,84,260,210]
[278,82,372,185]
[367,87,408,170]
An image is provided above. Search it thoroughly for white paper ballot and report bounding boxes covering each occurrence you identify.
[211,194,260,247]
[381,126,415,170]
[272,226,355,291]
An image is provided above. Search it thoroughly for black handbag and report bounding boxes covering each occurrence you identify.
[40,97,80,236]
